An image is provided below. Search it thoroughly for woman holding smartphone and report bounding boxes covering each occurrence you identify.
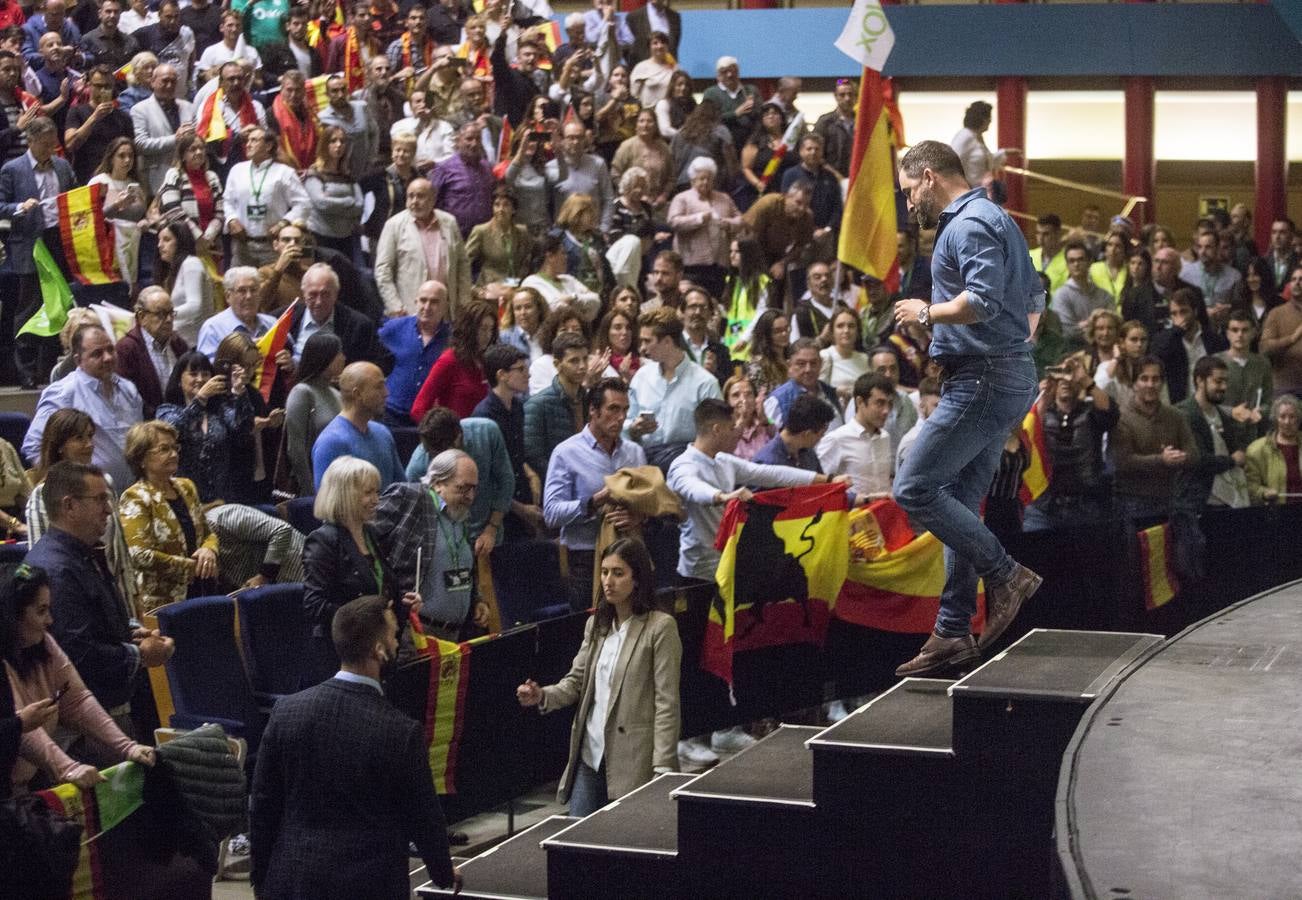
[2,564,156,792]
[516,539,681,817]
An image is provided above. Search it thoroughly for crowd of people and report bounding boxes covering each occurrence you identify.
[0,0,1300,893]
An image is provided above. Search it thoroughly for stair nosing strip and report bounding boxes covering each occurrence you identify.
[806,738,955,757]
[538,838,678,859]
[670,788,817,809]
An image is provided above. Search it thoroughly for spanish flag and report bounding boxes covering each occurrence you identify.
[1017,403,1051,506]
[530,21,563,70]
[37,762,147,900]
[423,637,471,794]
[836,499,986,634]
[834,0,899,292]
[58,184,119,285]
[1137,522,1179,610]
[254,300,297,402]
[706,483,850,689]
[304,74,332,115]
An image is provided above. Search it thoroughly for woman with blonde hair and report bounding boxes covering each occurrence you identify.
[116,51,157,111]
[118,421,219,612]
[301,455,421,685]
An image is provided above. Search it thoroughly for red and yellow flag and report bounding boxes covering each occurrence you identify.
[1017,403,1051,506]
[304,74,332,116]
[423,636,471,794]
[836,68,901,293]
[1138,522,1179,610]
[254,300,297,401]
[37,762,146,900]
[58,184,119,286]
[529,21,563,70]
[836,499,986,635]
[706,483,850,689]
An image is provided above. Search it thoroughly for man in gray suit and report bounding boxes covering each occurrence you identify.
[0,116,75,385]
[250,595,461,898]
[130,63,194,198]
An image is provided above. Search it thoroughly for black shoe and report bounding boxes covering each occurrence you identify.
[895,633,979,678]
[979,563,1043,650]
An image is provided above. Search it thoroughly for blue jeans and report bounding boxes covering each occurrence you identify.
[568,760,608,818]
[894,354,1038,639]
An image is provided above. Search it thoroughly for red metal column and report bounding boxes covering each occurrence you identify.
[996,77,1027,216]
[1255,77,1288,253]
[1123,76,1156,226]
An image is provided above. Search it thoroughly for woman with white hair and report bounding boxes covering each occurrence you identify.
[608,166,658,289]
[666,156,741,300]
[301,455,422,686]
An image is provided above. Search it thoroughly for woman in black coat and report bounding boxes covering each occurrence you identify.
[300,457,421,687]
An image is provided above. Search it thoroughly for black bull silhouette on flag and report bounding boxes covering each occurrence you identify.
[717,504,825,638]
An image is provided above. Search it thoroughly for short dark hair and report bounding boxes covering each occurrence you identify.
[163,350,214,406]
[785,393,836,435]
[418,406,462,456]
[1137,355,1165,380]
[1037,214,1062,230]
[1192,355,1227,385]
[693,397,733,434]
[45,461,104,522]
[483,342,526,388]
[552,331,589,362]
[1062,238,1089,259]
[917,376,941,398]
[331,595,392,666]
[853,372,896,402]
[640,306,683,345]
[898,139,964,181]
[71,323,108,356]
[962,100,992,130]
[587,377,628,417]
[1226,309,1256,328]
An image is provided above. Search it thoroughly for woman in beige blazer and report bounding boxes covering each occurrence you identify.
[517,538,681,816]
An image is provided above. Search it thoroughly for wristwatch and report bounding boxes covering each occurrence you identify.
[917,304,932,328]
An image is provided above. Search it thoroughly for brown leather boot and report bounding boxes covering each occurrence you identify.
[895,632,979,678]
[979,563,1043,650]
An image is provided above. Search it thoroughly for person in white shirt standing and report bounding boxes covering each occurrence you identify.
[816,372,895,503]
[666,397,844,763]
[222,125,309,267]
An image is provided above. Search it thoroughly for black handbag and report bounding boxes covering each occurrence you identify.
[0,792,83,899]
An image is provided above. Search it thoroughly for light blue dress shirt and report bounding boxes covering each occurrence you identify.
[624,357,722,446]
[543,426,647,551]
[928,186,1045,359]
[195,307,276,359]
[24,369,143,491]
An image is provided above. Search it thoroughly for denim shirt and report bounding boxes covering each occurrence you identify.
[928,187,1045,359]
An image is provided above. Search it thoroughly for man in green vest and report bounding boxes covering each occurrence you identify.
[1029,213,1068,293]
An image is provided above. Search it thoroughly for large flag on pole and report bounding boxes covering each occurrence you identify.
[835,0,901,293]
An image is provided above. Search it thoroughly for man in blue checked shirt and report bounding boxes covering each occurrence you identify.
[890,140,1045,678]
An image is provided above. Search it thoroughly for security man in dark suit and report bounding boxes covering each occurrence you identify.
[250,594,461,898]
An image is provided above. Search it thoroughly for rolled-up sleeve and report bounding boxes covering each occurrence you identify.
[954,220,1006,322]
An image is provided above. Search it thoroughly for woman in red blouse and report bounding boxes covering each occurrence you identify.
[411,300,498,421]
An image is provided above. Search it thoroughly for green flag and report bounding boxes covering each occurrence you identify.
[94,761,146,835]
[17,237,74,339]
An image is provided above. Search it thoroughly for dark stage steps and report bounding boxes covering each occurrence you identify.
[438,628,1164,899]
[541,772,694,898]
[415,815,577,899]
[671,725,821,897]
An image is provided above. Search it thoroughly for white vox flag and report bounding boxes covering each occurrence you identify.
[835,0,895,71]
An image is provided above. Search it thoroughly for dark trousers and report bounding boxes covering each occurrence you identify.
[567,547,595,612]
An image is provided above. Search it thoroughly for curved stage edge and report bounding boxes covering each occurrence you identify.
[1056,577,1302,900]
